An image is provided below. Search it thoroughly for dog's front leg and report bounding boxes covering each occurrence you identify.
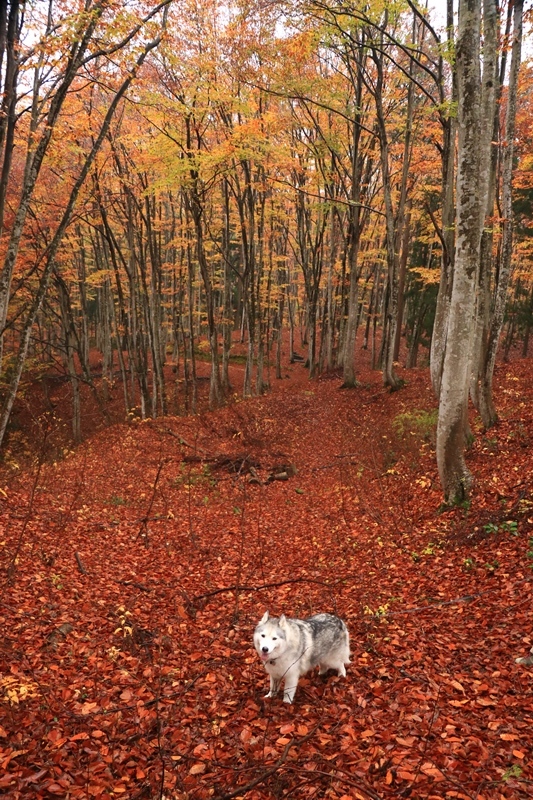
[265,674,280,698]
[282,670,300,704]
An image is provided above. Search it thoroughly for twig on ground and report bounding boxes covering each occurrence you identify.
[380,575,533,617]
[74,551,87,574]
[212,727,319,800]
[135,458,166,543]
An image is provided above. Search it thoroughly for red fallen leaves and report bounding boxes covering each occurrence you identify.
[1,361,533,798]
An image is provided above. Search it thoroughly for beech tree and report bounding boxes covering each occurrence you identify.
[436,0,487,502]
[476,0,524,427]
[436,0,525,501]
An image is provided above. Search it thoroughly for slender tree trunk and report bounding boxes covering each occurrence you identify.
[469,0,500,412]
[0,18,166,448]
[370,40,402,390]
[221,179,233,394]
[522,284,533,357]
[430,0,457,397]
[341,37,365,387]
[0,0,20,241]
[478,0,523,427]
[0,3,106,365]
[187,193,223,408]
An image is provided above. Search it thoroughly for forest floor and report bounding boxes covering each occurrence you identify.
[1,344,533,800]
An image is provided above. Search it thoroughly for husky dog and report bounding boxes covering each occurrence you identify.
[253,611,350,703]
[516,644,533,666]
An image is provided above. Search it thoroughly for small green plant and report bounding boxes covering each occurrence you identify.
[501,520,518,535]
[527,537,533,564]
[393,408,438,441]
[109,495,127,506]
[173,463,215,489]
[438,495,471,513]
[484,520,518,536]
[50,573,63,590]
[412,543,439,561]
[502,764,523,782]
[363,603,389,618]
[484,560,500,573]
[483,522,499,535]
[463,557,476,571]
[201,464,215,482]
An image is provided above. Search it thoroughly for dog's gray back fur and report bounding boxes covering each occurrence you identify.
[253,611,350,704]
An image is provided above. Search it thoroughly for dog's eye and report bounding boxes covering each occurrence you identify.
[272,637,277,641]
[261,634,265,638]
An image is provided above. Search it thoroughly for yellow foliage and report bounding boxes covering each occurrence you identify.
[1,674,39,704]
[411,266,441,285]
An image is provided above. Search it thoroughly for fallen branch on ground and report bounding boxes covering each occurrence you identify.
[213,727,319,800]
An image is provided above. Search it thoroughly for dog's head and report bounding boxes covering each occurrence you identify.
[254,611,287,662]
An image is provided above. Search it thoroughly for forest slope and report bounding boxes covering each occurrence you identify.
[1,359,533,799]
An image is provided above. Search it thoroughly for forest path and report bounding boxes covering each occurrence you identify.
[1,359,532,799]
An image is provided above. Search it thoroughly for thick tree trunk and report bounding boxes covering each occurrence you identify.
[436,0,484,503]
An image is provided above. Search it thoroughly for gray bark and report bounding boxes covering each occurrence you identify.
[469,0,499,411]
[436,0,484,503]
[479,0,523,427]
[430,0,457,397]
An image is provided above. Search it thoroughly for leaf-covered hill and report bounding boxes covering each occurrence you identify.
[1,359,533,799]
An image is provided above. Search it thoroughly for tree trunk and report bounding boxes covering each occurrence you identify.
[0,2,106,365]
[478,0,523,427]
[186,185,223,408]
[430,0,457,397]
[436,0,484,503]
[469,0,500,413]
[221,179,233,394]
[341,36,365,387]
[0,16,166,448]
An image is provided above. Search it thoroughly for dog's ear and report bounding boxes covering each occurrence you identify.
[259,611,269,624]
[278,614,287,627]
